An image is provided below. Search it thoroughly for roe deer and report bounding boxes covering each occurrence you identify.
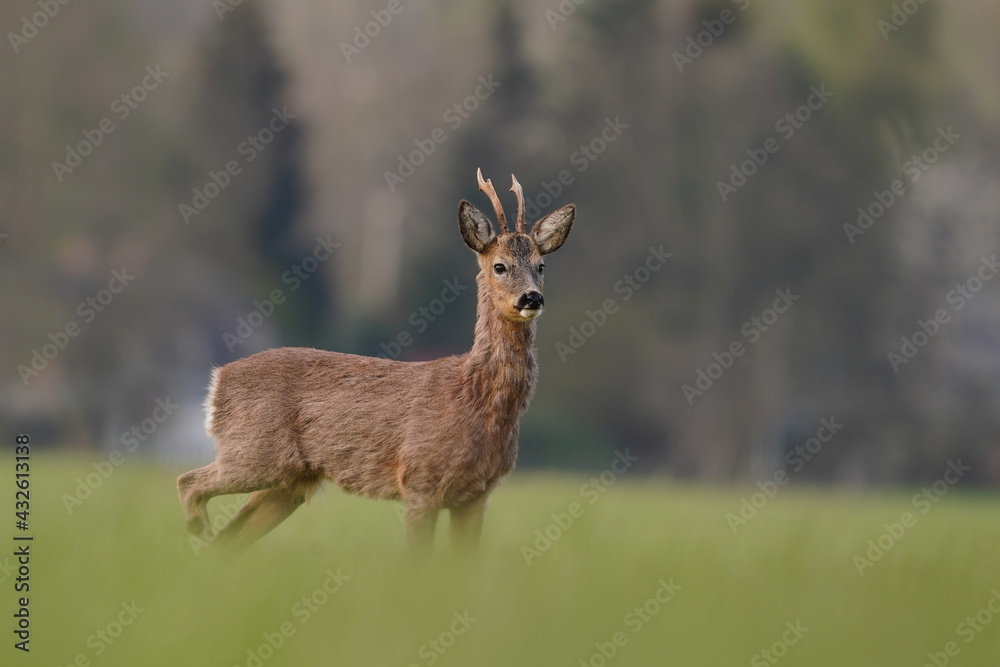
[177,169,575,550]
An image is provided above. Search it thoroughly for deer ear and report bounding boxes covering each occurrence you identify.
[532,204,574,255]
[458,200,496,253]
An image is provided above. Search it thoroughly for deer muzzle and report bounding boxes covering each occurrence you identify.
[517,291,544,311]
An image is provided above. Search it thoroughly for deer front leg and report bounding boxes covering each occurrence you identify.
[404,503,439,551]
[449,497,486,553]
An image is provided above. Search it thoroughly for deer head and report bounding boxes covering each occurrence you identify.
[458,169,575,322]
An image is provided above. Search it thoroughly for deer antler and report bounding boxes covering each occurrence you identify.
[509,174,526,234]
[477,168,509,234]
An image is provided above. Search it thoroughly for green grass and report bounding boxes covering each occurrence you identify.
[6,456,1000,666]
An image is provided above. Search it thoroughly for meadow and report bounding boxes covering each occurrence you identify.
[7,456,1000,667]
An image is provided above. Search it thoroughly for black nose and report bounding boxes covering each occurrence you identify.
[518,291,544,309]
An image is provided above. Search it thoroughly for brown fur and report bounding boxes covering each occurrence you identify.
[177,171,575,550]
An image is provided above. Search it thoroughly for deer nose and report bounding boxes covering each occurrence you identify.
[518,291,544,309]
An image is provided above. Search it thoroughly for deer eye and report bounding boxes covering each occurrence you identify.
[538,263,545,275]
[493,263,506,275]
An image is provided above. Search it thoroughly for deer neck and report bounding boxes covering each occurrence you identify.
[462,273,538,423]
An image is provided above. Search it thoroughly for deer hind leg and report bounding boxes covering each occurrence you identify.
[177,455,294,538]
[449,497,486,553]
[214,485,309,550]
[178,462,222,537]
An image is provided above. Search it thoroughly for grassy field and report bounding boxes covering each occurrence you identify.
[5,456,1000,667]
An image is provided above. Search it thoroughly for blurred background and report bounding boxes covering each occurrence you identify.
[3,0,1000,487]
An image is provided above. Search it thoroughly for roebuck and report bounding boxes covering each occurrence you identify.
[177,169,575,550]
